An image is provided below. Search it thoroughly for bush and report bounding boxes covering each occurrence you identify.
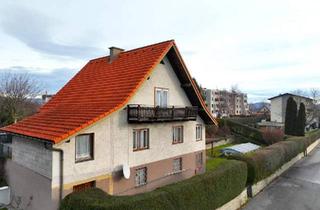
[60,160,247,210]
[205,124,230,138]
[261,128,284,145]
[306,129,320,144]
[219,119,265,145]
[229,116,267,127]
[230,140,305,184]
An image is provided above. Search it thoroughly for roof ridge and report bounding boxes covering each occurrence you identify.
[122,39,174,54]
[89,39,175,62]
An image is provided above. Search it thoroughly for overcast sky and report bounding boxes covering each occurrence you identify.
[0,0,319,102]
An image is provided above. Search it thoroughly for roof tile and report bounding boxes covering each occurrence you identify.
[0,40,216,143]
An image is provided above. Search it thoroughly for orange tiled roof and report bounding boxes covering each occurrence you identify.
[0,40,217,143]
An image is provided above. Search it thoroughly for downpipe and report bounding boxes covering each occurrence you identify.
[44,142,64,204]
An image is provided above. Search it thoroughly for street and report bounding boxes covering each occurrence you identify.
[243,144,320,210]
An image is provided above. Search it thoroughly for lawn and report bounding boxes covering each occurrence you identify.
[206,158,229,171]
[206,143,235,171]
[206,143,234,158]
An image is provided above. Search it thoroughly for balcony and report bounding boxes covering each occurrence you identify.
[127,105,198,123]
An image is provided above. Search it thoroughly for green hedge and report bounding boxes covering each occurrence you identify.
[60,160,247,210]
[229,116,266,127]
[230,130,320,184]
[286,129,320,150]
[219,119,265,145]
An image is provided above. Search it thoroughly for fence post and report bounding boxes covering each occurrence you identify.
[137,105,141,121]
[172,106,175,119]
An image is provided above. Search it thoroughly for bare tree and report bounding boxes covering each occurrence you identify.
[310,88,320,103]
[0,73,42,124]
[290,89,308,97]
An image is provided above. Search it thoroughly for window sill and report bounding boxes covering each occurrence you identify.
[75,157,94,163]
[135,182,147,188]
[196,139,203,142]
[133,148,149,152]
[167,169,186,176]
[172,141,183,145]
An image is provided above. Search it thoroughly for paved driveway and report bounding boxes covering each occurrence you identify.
[243,145,320,210]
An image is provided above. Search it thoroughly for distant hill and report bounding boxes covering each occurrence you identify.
[249,102,271,113]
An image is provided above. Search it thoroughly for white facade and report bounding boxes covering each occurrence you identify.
[52,56,205,188]
[6,55,207,210]
[204,88,249,117]
[270,94,313,123]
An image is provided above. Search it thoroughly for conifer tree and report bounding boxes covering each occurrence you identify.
[285,97,297,135]
[296,103,306,136]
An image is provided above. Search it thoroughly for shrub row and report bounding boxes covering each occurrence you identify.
[60,160,247,210]
[230,129,320,184]
[230,140,305,184]
[219,119,265,145]
[229,116,266,127]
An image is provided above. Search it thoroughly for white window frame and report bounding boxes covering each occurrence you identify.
[173,158,182,173]
[172,126,183,144]
[196,124,203,141]
[135,167,147,186]
[75,133,93,162]
[155,87,168,107]
[133,129,149,151]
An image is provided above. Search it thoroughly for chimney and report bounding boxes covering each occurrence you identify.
[109,46,124,63]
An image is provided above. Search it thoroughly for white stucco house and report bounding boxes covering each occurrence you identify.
[268,93,318,128]
[0,40,217,210]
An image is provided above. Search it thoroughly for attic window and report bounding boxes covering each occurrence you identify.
[160,60,165,65]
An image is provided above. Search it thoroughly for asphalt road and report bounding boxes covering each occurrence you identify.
[242,144,320,210]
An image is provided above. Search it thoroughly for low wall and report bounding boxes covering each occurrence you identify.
[206,138,233,150]
[216,189,248,210]
[215,138,320,210]
[0,186,10,205]
[5,160,56,210]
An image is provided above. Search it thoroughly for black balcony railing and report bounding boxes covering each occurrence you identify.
[127,105,198,123]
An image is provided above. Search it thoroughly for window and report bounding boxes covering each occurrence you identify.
[133,129,149,151]
[196,152,203,168]
[75,134,93,162]
[173,158,182,173]
[196,124,202,141]
[155,88,168,107]
[135,167,147,186]
[172,126,183,144]
[73,181,95,192]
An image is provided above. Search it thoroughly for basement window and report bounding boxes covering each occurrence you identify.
[73,181,95,192]
[173,157,183,173]
[135,167,147,186]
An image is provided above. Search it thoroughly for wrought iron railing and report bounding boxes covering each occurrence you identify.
[127,105,198,123]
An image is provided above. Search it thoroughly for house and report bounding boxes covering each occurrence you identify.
[269,93,313,123]
[204,88,249,117]
[249,102,271,118]
[0,40,217,210]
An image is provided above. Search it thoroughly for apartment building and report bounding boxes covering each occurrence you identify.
[204,89,249,117]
